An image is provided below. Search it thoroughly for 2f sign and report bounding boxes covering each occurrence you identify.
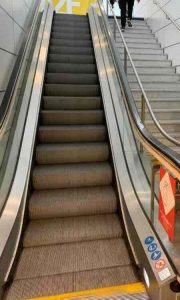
[55,0,80,14]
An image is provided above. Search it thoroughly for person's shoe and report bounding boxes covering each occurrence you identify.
[127,19,132,27]
[121,26,125,32]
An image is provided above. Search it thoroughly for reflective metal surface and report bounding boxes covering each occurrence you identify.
[0,4,53,292]
[89,6,176,300]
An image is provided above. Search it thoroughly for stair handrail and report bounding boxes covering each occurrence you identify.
[153,0,180,33]
[99,0,180,147]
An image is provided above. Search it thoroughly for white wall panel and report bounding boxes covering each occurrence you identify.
[0,0,13,17]
[0,50,15,90]
[13,23,24,54]
[0,8,14,53]
[12,0,29,29]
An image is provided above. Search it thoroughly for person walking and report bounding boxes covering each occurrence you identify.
[110,0,140,31]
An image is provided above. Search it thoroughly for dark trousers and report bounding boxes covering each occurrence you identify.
[119,0,135,27]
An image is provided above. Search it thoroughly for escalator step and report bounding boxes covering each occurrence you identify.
[50,38,92,47]
[43,96,102,110]
[44,84,100,97]
[40,110,103,125]
[38,125,107,143]
[14,239,132,280]
[23,214,122,247]
[48,54,95,64]
[46,73,98,85]
[36,142,109,164]
[51,26,90,34]
[48,46,94,55]
[51,32,91,40]
[53,19,89,28]
[33,162,112,190]
[54,14,88,21]
[4,266,138,300]
[47,61,96,73]
[29,186,117,219]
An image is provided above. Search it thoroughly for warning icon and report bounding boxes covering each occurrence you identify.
[155,259,166,270]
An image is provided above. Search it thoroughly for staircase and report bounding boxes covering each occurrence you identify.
[109,18,180,153]
[4,14,138,300]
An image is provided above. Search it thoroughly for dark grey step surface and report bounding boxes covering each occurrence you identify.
[46,73,98,85]
[51,31,91,40]
[43,96,102,110]
[44,84,100,96]
[50,38,92,47]
[38,125,107,143]
[36,142,109,164]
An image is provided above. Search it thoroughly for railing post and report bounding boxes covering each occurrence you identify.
[113,18,116,41]
[151,160,160,224]
[106,0,108,16]
[140,93,145,153]
[124,47,127,74]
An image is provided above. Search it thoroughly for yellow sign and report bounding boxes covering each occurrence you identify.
[50,0,97,15]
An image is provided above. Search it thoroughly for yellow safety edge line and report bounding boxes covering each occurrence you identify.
[28,282,145,300]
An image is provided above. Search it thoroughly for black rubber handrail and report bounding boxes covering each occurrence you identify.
[0,0,41,129]
[98,2,180,172]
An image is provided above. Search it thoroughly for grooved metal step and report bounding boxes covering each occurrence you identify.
[36,142,109,164]
[38,125,107,143]
[52,26,90,34]
[46,73,98,85]
[29,186,117,220]
[50,38,92,47]
[51,32,91,40]
[40,110,104,125]
[33,162,113,190]
[44,84,100,97]
[14,239,132,280]
[23,214,122,247]
[43,96,102,110]
[47,62,96,73]
[48,45,94,56]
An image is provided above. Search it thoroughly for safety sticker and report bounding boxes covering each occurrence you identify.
[158,267,171,281]
[144,236,154,245]
[148,243,157,253]
[155,259,166,270]
[151,251,161,261]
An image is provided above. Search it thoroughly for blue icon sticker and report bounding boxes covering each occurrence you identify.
[144,236,154,245]
[148,243,158,253]
[151,251,161,261]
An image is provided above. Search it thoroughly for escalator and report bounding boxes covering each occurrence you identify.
[3,13,141,300]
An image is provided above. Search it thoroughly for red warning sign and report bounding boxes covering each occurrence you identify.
[159,167,176,241]
[155,259,166,270]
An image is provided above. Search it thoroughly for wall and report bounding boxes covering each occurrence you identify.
[0,0,35,105]
[134,0,180,73]
[49,0,97,15]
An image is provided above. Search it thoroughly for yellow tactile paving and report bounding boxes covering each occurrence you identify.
[28,282,146,300]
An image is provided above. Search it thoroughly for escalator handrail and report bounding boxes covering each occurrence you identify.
[0,0,41,130]
[97,0,180,178]
[102,0,180,147]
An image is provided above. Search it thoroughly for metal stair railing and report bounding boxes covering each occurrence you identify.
[100,0,180,147]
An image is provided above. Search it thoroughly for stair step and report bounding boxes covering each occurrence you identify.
[44,84,100,97]
[36,142,109,164]
[128,74,180,83]
[47,61,96,73]
[118,47,163,55]
[146,120,180,133]
[133,89,180,98]
[135,99,180,109]
[40,110,103,125]
[118,43,161,49]
[38,125,107,143]
[121,33,154,39]
[48,45,94,56]
[51,32,91,40]
[29,186,117,220]
[54,14,88,21]
[43,96,102,110]
[46,73,98,85]
[50,38,92,47]
[153,132,180,148]
[127,60,171,67]
[4,266,138,300]
[24,214,122,247]
[127,67,175,75]
[117,37,157,44]
[139,109,180,120]
[33,162,112,190]
[120,53,167,61]
[110,26,151,34]
[14,238,131,279]
[131,82,180,90]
